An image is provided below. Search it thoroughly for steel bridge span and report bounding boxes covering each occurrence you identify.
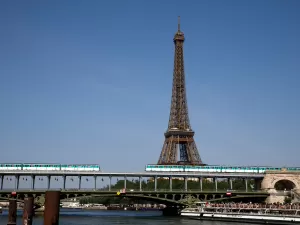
[0,189,270,206]
[0,171,264,193]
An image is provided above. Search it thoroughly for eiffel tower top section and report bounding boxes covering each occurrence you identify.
[173,16,185,42]
[166,16,192,134]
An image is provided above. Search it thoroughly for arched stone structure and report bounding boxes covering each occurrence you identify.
[274,180,296,191]
[261,171,300,203]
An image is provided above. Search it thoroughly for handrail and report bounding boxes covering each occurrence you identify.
[0,170,265,176]
[0,188,268,193]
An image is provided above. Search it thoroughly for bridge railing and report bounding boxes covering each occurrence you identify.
[0,188,268,193]
[0,170,265,176]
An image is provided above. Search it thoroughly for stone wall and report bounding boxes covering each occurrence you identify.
[261,171,300,203]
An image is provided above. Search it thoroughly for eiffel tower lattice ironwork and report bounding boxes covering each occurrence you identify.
[157,17,205,165]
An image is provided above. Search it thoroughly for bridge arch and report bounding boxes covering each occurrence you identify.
[261,173,300,203]
[261,173,300,191]
[63,194,187,206]
[274,179,296,191]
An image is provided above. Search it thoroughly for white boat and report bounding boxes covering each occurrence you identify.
[180,202,300,224]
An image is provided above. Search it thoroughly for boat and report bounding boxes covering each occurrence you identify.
[180,202,300,224]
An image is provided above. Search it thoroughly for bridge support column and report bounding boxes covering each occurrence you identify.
[169,177,172,191]
[139,176,142,191]
[1,175,4,190]
[254,179,261,190]
[47,176,51,189]
[63,176,66,190]
[23,196,34,225]
[94,176,97,190]
[31,175,35,190]
[7,198,17,225]
[109,176,111,191]
[184,177,187,191]
[162,206,180,216]
[214,178,218,191]
[15,175,19,190]
[78,176,81,190]
[154,176,157,191]
[245,179,248,192]
[199,177,203,191]
[124,176,127,189]
[44,191,60,225]
[229,178,233,190]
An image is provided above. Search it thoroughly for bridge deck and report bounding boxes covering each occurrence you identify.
[0,189,269,195]
[0,171,264,178]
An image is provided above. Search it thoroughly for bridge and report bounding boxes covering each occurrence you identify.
[1,169,300,203]
[0,170,264,192]
[0,188,270,206]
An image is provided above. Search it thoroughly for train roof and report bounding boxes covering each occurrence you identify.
[145,164,300,168]
[0,163,100,166]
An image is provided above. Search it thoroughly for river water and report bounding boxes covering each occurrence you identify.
[0,209,257,225]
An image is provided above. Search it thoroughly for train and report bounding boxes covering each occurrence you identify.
[0,163,100,171]
[145,164,300,173]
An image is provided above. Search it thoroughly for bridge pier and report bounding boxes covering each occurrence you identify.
[7,198,17,225]
[47,175,51,189]
[229,178,233,190]
[31,175,35,190]
[23,196,34,225]
[162,206,180,216]
[139,176,142,191]
[254,179,262,190]
[154,176,157,191]
[214,178,218,191]
[169,177,172,191]
[109,176,111,191]
[63,176,66,190]
[78,176,81,189]
[15,175,19,190]
[1,176,3,190]
[199,177,203,191]
[44,191,60,225]
[184,177,187,191]
[245,179,248,192]
[94,176,97,190]
[124,176,127,189]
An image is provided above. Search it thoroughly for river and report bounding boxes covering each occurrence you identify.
[0,209,257,225]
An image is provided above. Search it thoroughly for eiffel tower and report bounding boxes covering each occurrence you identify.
[157,17,205,165]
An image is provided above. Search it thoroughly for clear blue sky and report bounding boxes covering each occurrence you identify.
[0,0,299,172]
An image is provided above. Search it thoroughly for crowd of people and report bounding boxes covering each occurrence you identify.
[207,202,300,210]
